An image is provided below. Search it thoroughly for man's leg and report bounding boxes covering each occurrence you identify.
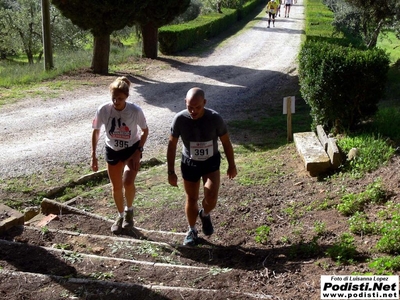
[183,179,201,227]
[182,179,201,245]
[197,170,220,236]
[201,170,220,215]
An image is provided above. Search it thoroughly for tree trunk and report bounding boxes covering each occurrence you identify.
[26,50,34,64]
[91,34,110,74]
[140,22,158,59]
[41,0,53,70]
[367,20,384,49]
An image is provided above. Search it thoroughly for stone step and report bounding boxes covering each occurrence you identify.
[14,225,211,267]
[0,204,24,234]
[0,233,273,299]
[0,268,272,299]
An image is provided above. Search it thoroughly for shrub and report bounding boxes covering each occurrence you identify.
[159,0,263,54]
[298,41,390,133]
[159,9,237,54]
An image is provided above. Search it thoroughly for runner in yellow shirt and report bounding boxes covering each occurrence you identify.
[266,0,279,28]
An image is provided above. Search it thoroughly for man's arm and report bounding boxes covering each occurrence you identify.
[220,133,237,179]
[167,135,179,186]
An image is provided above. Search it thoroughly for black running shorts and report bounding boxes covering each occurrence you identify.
[180,152,221,182]
[105,141,140,165]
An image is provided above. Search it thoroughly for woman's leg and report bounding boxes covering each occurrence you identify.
[107,162,125,214]
[123,158,138,208]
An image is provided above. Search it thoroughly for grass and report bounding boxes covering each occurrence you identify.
[232,147,286,185]
[134,164,183,210]
[377,30,400,64]
[254,225,271,244]
[325,232,358,264]
[304,0,336,39]
[337,178,387,216]
[336,134,395,179]
[0,46,141,106]
[368,256,400,275]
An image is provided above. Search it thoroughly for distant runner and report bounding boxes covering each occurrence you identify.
[284,0,294,18]
[266,0,279,28]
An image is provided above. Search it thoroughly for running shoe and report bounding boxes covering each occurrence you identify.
[122,209,134,229]
[199,209,214,236]
[183,229,198,246]
[111,216,123,234]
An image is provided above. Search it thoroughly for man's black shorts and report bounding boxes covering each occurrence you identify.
[105,141,140,165]
[180,152,221,182]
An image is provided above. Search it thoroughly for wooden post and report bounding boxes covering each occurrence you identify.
[41,0,53,70]
[287,97,292,142]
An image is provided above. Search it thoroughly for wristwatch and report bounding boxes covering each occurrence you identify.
[138,146,144,152]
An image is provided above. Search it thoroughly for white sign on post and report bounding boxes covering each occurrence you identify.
[283,96,295,114]
[283,96,295,142]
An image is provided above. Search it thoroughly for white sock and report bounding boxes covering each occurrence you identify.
[189,226,197,232]
[125,206,133,211]
[201,210,209,217]
[119,212,124,218]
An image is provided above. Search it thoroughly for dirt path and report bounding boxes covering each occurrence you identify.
[0,2,304,178]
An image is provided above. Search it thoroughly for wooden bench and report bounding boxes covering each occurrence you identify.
[293,125,342,176]
[293,132,331,176]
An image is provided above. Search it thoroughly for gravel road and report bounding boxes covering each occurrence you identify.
[0,1,304,178]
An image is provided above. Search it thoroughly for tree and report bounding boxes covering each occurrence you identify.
[136,0,190,59]
[0,0,88,62]
[328,0,400,48]
[0,0,43,63]
[51,0,146,74]
[50,7,90,52]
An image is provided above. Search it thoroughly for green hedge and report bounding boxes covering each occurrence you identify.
[159,9,237,54]
[298,41,390,133]
[159,0,264,55]
[237,0,263,20]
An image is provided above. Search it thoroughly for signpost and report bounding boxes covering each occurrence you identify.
[283,96,295,142]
